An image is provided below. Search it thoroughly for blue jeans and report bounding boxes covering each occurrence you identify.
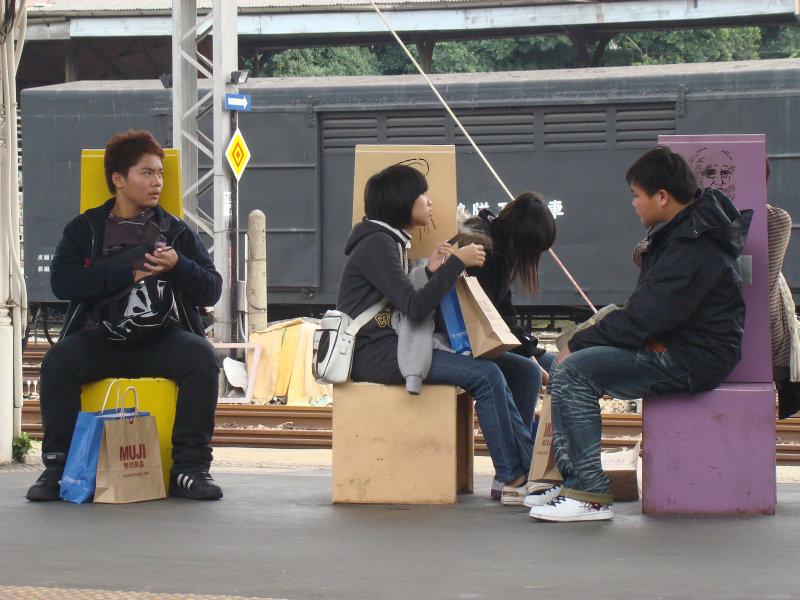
[536,351,557,375]
[492,352,542,435]
[548,345,691,502]
[427,350,533,483]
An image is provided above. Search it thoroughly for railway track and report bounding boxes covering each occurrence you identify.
[20,344,800,464]
[20,400,800,465]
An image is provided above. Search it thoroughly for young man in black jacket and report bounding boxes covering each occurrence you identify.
[26,130,224,502]
[527,146,752,522]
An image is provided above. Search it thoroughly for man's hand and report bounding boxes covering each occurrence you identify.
[142,246,178,276]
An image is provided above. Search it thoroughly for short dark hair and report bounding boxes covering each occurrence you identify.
[625,146,698,204]
[104,130,166,195]
[363,164,428,229]
[492,191,556,295]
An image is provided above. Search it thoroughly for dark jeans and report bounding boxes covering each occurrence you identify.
[493,351,543,437]
[548,345,691,501]
[39,327,220,472]
[536,351,557,375]
[426,349,533,483]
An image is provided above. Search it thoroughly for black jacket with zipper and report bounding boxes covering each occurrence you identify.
[52,198,222,339]
[568,188,752,391]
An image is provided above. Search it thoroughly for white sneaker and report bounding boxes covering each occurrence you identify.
[501,481,545,505]
[528,496,614,522]
[523,484,562,507]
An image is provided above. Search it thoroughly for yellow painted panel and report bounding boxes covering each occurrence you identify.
[80,148,183,218]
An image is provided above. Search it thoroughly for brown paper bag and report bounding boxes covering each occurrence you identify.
[455,276,520,359]
[601,441,640,501]
[94,391,166,504]
[528,395,564,483]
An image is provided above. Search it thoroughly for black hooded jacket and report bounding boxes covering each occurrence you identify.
[336,218,465,383]
[52,198,222,339]
[569,188,753,391]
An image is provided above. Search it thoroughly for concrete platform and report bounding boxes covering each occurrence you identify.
[2,448,800,600]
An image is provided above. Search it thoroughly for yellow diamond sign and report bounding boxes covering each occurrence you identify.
[225,128,251,181]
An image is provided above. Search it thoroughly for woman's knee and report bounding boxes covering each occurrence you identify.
[500,352,541,377]
[470,360,509,400]
[520,357,543,386]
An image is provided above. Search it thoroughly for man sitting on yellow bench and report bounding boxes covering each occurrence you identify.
[27,130,223,501]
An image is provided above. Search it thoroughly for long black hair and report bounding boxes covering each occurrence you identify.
[492,191,556,295]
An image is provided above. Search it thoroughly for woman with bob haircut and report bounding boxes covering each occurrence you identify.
[336,163,535,497]
[455,191,557,500]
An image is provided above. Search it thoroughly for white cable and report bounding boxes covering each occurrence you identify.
[368,1,597,313]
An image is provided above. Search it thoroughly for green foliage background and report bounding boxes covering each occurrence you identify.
[248,26,799,77]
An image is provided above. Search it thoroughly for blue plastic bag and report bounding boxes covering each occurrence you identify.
[440,286,472,354]
[60,405,145,504]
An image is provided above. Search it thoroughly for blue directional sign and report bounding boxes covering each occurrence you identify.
[224,93,251,111]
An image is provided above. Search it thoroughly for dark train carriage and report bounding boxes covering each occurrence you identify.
[21,58,800,319]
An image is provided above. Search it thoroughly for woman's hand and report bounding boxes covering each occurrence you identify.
[536,359,549,387]
[453,243,485,268]
[427,242,453,273]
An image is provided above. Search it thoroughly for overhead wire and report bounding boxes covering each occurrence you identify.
[368,1,597,314]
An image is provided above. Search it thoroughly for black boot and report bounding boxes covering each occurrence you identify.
[26,451,67,502]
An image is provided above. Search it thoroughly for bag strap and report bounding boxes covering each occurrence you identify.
[344,298,388,336]
[116,386,141,419]
[100,379,121,411]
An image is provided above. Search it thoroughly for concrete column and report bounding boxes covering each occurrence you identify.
[246,209,268,337]
[0,308,12,463]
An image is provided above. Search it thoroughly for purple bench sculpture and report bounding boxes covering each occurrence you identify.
[642,135,776,515]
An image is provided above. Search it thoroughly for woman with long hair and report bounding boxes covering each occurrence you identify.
[456,192,557,499]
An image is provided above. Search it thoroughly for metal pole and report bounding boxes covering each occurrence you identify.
[229,109,239,341]
[171,0,199,219]
[212,0,238,342]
